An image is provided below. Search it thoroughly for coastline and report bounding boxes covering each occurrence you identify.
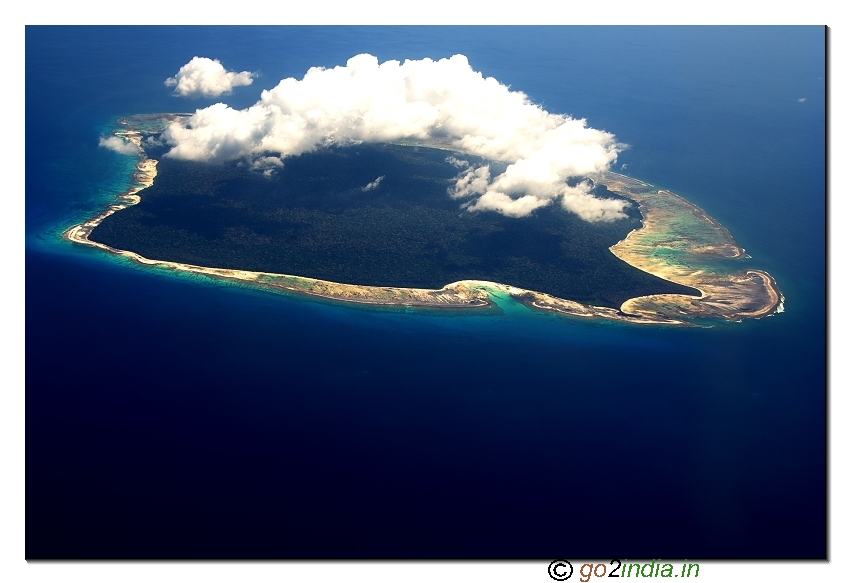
[63,157,494,312]
[601,172,782,322]
[64,116,782,325]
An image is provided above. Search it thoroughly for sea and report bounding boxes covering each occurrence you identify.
[25,26,826,559]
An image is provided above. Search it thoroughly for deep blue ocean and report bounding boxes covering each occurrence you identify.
[25,26,825,559]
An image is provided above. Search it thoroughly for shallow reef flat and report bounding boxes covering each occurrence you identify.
[601,172,781,321]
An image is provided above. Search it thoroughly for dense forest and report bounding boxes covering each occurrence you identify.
[91,143,699,308]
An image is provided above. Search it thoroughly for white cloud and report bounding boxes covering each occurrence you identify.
[466,190,552,217]
[99,136,142,155]
[361,176,385,192]
[250,155,283,177]
[162,53,628,221]
[560,180,629,222]
[450,165,491,199]
[143,135,165,148]
[165,57,255,98]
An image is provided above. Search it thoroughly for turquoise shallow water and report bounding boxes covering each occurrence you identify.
[26,26,825,558]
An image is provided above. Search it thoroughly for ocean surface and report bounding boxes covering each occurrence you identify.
[25,26,826,558]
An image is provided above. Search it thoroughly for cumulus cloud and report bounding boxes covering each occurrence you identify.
[161,53,628,221]
[99,136,142,155]
[165,57,255,98]
[451,165,491,199]
[361,176,385,192]
[560,180,629,221]
[446,156,469,168]
[251,155,284,177]
[143,135,165,148]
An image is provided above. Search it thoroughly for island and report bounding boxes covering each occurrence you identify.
[65,114,782,325]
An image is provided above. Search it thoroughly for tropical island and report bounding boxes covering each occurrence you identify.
[65,114,782,325]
